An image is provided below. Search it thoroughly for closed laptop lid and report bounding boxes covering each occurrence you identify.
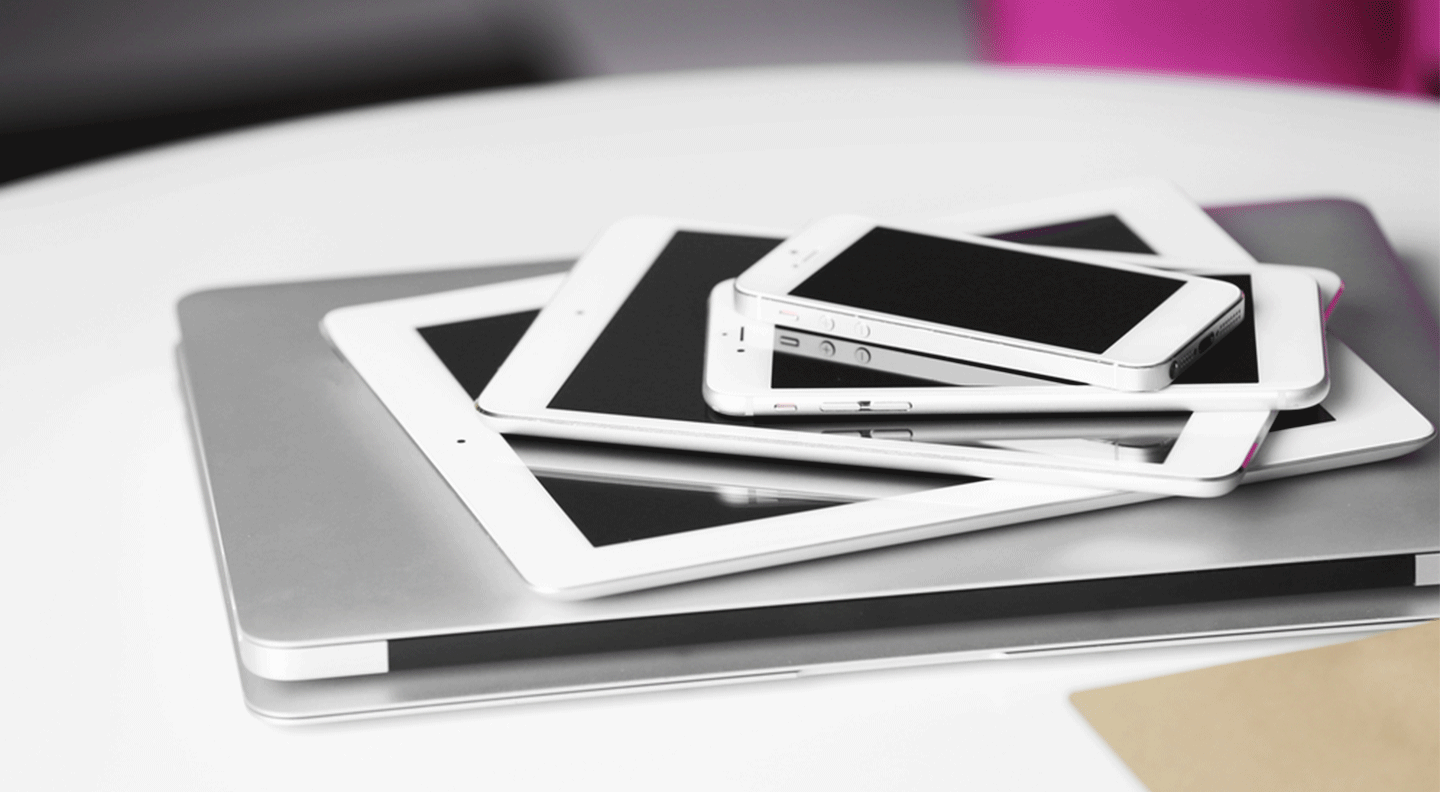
[178,199,1437,714]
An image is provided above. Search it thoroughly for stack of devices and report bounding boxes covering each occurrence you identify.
[178,184,1438,721]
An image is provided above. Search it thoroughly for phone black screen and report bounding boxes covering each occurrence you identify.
[773,274,1260,388]
[789,227,1184,353]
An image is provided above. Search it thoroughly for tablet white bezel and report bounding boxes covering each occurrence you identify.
[1244,338,1435,481]
[706,265,1329,416]
[322,274,1151,598]
[477,217,1268,498]
[729,215,1246,391]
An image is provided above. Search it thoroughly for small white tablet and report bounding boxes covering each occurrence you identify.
[322,275,1430,599]
[705,265,1329,417]
[477,218,1271,498]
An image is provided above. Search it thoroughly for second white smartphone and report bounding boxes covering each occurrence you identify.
[707,265,1329,417]
[733,216,1246,392]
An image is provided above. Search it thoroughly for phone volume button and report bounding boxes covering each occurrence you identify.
[819,402,862,412]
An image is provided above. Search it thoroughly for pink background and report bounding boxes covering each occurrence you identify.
[983,0,1440,95]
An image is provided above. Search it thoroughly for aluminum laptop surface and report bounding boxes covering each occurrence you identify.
[177,200,1438,722]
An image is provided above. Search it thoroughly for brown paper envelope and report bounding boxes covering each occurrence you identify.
[1071,620,1439,792]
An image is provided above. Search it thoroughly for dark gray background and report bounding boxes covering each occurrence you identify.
[0,0,978,184]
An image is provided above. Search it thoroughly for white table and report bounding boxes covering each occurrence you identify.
[2,65,1435,791]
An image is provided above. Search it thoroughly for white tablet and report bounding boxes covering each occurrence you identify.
[477,218,1272,498]
[322,274,1150,598]
[321,275,1430,599]
[705,264,1329,417]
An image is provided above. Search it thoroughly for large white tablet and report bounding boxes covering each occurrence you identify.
[705,264,1330,417]
[322,274,1149,598]
[477,218,1272,498]
[321,274,1431,601]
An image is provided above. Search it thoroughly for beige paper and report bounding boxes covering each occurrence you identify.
[1072,620,1439,792]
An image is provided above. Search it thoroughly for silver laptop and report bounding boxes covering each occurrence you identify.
[177,199,1438,723]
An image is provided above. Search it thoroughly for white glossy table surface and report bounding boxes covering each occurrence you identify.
[2,65,1435,790]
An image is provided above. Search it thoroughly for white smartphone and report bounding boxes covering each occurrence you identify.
[477,217,1271,498]
[705,265,1330,416]
[732,216,1247,392]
